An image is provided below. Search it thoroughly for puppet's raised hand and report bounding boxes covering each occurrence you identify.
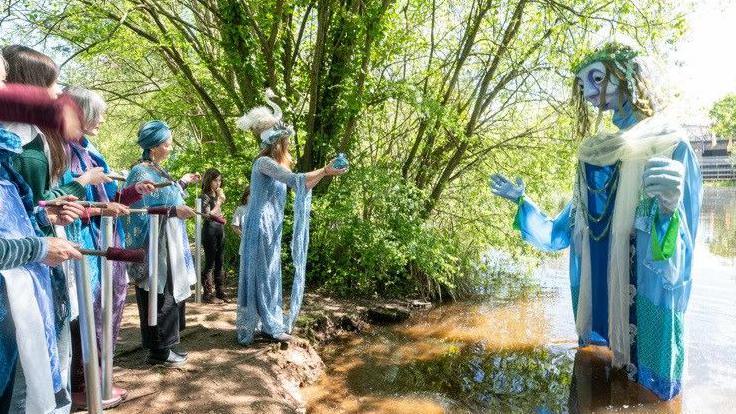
[642,157,685,214]
[490,174,525,203]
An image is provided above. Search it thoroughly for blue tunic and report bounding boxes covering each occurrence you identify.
[514,113,702,400]
[585,162,616,345]
[123,161,195,297]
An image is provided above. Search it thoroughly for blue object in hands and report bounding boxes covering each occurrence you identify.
[332,153,349,169]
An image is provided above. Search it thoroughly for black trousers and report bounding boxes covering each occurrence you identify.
[201,223,225,297]
[135,264,186,351]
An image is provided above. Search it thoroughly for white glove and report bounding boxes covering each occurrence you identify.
[642,157,685,214]
[489,174,525,203]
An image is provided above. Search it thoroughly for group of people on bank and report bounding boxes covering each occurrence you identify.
[0,44,346,412]
[0,40,700,414]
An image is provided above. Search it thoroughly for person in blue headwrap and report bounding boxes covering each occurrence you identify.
[234,90,347,345]
[122,120,199,366]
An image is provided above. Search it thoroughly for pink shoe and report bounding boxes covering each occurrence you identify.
[71,389,124,410]
[113,384,129,400]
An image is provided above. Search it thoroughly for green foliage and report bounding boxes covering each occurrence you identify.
[710,94,736,139]
[164,139,260,271]
[307,165,470,299]
[3,0,687,299]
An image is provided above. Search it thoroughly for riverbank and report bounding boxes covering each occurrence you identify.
[97,289,427,414]
[303,187,736,414]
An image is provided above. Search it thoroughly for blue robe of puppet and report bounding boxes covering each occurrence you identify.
[513,103,702,400]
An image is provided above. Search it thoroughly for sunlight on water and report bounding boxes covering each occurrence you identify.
[306,187,736,414]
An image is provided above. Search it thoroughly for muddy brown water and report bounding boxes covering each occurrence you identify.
[306,187,736,414]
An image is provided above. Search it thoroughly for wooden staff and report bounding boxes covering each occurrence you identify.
[38,200,109,208]
[106,173,127,182]
[77,247,145,262]
[128,206,172,215]
[153,181,174,188]
[129,206,226,224]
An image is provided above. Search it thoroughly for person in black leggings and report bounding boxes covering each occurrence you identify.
[200,168,226,303]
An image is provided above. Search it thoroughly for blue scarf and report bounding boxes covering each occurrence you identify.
[0,126,42,235]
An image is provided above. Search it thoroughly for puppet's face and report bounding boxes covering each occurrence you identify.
[575,61,623,111]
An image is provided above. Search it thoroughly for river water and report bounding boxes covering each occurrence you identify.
[305,187,736,413]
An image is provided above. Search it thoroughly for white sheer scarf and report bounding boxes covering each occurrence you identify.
[573,112,682,368]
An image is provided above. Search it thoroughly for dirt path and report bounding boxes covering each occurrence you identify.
[76,283,419,414]
[92,289,324,414]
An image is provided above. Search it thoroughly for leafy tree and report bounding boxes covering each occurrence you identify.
[2,0,687,298]
[710,94,736,139]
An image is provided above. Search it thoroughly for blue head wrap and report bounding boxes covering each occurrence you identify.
[137,120,171,160]
[259,121,293,149]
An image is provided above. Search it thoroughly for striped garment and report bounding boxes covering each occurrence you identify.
[0,237,47,270]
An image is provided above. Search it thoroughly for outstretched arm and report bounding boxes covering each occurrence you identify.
[304,162,345,189]
[490,173,572,251]
[515,198,573,251]
[0,84,83,140]
[258,157,346,190]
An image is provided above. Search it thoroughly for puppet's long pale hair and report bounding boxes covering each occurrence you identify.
[571,59,660,140]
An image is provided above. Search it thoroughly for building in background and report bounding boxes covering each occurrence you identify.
[685,124,735,181]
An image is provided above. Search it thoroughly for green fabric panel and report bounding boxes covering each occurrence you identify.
[12,136,87,236]
[636,295,685,381]
[12,148,48,204]
[512,195,524,231]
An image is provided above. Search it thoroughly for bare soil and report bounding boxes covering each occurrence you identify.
[81,286,416,414]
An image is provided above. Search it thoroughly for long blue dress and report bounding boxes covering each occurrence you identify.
[513,111,702,400]
[236,156,312,345]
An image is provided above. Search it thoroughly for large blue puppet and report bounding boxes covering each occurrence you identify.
[490,43,702,400]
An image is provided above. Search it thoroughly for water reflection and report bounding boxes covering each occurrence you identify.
[305,300,575,413]
[307,187,736,413]
[681,187,736,413]
[566,347,680,414]
[700,187,736,257]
